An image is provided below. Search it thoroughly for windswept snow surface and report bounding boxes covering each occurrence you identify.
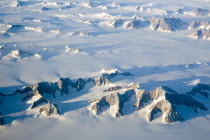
[0,0,210,140]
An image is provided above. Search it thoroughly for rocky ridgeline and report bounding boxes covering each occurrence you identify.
[108,17,186,32]
[191,29,210,40]
[1,70,210,125]
[189,21,210,30]
[90,84,210,123]
[0,70,133,125]
[194,8,209,16]
[149,17,186,32]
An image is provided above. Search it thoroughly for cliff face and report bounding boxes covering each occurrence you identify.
[149,17,185,32]
[39,103,60,116]
[90,85,208,123]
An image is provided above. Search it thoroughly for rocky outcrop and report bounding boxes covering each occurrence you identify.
[90,89,151,117]
[90,86,208,123]
[60,5,72,10]
[189,21,210,30]
[94,71,133,86]
[194,8,209,16]
[187,83,210,98]
[191,29,210,40]
[103,82,140,92]
[90,89,136,117]
[39,103,60,116]
[30,97,49,109]
[19,77,94,101]
[103,86,124,92]
[176,8,184,14]
[147,99,184,123]
[134,90,151,110]
[0,117,4,126]
[149,17,185,32]
[109,19,124,27]
[123,20,141,29]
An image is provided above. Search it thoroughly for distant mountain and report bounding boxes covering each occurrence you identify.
[90,85,209,123]
[191,29,210,40]
[149,17,186,32]
[0,70,133,125]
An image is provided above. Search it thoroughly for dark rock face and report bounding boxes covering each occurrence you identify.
[19,77,94,101]
[194,8,209,16]
[147,99,184,123]
[166,94,208,112]
[134,90,151,110]
[103,83,139,93]
[94,71,133,86]
[42,7,50,11]
[91,86,208,123]
[147,86,207,123]
[90,89,150,117]
[149,17,185,31]
[177,8,184,14]
[189,21,210,30]
[39,103,60,116]
[191,29,210,40]
[60,5,72,10]
[124,20,141,29]
[57,78,75,95]
[30,97,49,109]
[187,83,210,98]
[7,24,23,33]
[110,19,124,27]
[0,117,4,126]
[103,86,124,92]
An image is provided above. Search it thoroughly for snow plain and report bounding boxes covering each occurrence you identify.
[0,0,210,140]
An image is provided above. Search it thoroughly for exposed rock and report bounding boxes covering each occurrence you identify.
[90,89,151,117]
[42,7,50,11]
[94,71,133,86]
[150,86,178,100]
[11,1,23,7]
[91,85,208,123]
[56,78,74,95]
[8,49,34,58]
[39,103,60,116]
[103,86,124,92]
[147,99,184,123]
[147,86,207,123]
[7,24,23,33]
[149,17,185,32]
[187,83,210,98]
[176,8,184,14]
[166,93,208,112]
[103,83,140,93]
[30,97,49,109]
[30,82,57,98]
[194,8,209,16]
[60,5,72,10]
[134,90,151,110]
[189,21,210,30]
[0,117,4,126]
[110,19,124,27]
[136,6,144,11]
[20,77,94,102]
[74,78,93,91]
[191,29,210,40]
[0,45,6,50]
[90,90,136,117]
[123,20,141,29]
[128,82,140,89]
